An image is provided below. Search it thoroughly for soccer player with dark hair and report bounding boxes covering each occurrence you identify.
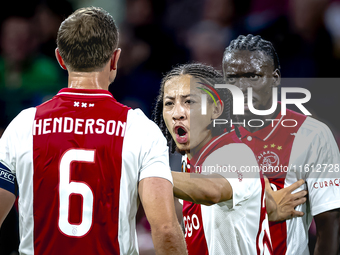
[154,62,306,254]
[0,7,187,255]
[223,34,340,255]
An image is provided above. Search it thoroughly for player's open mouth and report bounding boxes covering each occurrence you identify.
[175,126,188,144]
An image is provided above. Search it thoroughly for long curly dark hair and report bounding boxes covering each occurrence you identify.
[153,63,240,153]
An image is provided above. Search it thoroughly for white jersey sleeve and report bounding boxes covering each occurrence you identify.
[289,116,340,216]
[123,109,172,184]
[202,143,261,208]
[0,108,36,196]
[0,108,36,253]
[0,108,36,172]
[0,115,17,174]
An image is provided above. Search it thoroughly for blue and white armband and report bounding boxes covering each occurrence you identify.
[0,162,17,196]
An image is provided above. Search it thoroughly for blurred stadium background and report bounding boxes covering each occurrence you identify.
[1,0,340,254]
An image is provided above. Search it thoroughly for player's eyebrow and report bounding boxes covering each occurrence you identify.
[164,94,198,100]
[181,94,194,98]
[226,72,261,78]
[164,95,175,100]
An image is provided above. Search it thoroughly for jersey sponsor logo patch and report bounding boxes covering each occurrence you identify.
[183,213,200,238]
[313,179,340,189]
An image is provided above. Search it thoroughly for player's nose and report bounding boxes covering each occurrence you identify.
[172,103,186,121]
[238,78,252,92]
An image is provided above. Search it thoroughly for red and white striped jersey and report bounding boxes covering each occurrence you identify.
[238,108,340,255]
[181,132,273,255]
[0,88,173,255]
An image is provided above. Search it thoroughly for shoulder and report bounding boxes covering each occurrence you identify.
[127,109,160,131]
[296,116,335,142]
[125,108,166,142]
[290,116,339,170]
[204,143,257,170]
[126,108,149,121]
[7,108,36,130]
[209,143,255,160]
[0,107,36,146]
[300,116,330,131]
[16,107,37,120]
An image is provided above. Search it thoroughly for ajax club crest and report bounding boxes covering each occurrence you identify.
[257,144,281,172]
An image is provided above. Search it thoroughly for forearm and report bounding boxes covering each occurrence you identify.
[139,177,187,254]
[314,238,339,255]
[314,230,339,255]
[151,222,187,255]
[172,171,232,206]
[314,209,340,255]
[172,172,203,203]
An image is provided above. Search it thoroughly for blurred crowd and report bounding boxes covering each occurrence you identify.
[1,0,340,254]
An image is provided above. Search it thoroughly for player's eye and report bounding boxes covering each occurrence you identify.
[249,74,260,81]
[185,99,195,104]
[164,101,173,106]
[226,77,236,84]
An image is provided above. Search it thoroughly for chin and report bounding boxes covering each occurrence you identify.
[176,144,190,155]
[175,147,187,155]
[242,109,256,118]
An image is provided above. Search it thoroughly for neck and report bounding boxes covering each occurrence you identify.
[241,105,281,133]
[186,131,213,160]
[67,70,111,90]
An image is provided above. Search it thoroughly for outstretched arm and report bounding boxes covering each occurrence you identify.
[265,178,307,222]
[139,177,187,255]
[172,171,232,206]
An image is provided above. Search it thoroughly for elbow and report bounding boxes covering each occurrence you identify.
[150,222,187,254]
[152,222,180,239]
[202,192,222,206]
[194,183,223,206]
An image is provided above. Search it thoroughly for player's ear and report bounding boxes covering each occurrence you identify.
[272,69,281,87]
[110,48,121,71]
[55,48,67,70]
[212,100,223,120]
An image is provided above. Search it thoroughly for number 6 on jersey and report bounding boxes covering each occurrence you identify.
[58,149,95,237]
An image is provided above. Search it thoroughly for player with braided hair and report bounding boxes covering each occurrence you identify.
[223,34,340,255]
[154,63,237,153]
[225,34,280,71]
[154,62,306,255]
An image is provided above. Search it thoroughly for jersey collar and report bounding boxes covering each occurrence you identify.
[238,110,284,142]
[57,88,115,99]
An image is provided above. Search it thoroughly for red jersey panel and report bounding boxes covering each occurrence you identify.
[33,88,129,254]
[0,87,173,255]
[182,201,209,255]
